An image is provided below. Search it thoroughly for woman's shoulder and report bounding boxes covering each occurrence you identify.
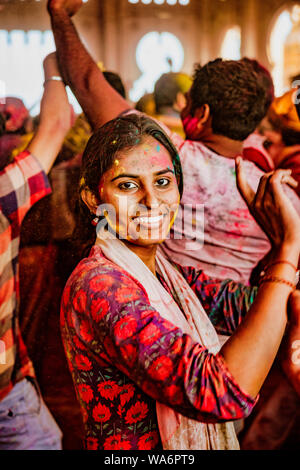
[64,250,149,302]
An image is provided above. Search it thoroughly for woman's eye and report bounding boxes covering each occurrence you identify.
[118,181,138,190]
[156,178,170,187]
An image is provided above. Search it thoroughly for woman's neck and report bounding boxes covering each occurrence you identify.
[123,241,157,276]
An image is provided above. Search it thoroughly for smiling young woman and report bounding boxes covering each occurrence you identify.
[61,113,300,451]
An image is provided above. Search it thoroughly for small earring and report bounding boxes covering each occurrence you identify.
[91,216,100,226]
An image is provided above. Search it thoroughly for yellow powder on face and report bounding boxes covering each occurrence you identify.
[114,159,120,166]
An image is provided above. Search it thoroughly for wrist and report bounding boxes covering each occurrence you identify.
[43,76,64,87]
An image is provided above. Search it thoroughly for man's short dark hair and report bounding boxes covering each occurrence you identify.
[241,57,274,116]
[189,58,266,141]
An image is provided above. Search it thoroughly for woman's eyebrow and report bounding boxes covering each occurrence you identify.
[111,168,174,182]
[111,173,139,182]
[156,168,175,176]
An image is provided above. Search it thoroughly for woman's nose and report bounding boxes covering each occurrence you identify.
[140,187,159,209]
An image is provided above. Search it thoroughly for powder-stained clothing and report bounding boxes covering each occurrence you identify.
[160,133,300,284]
[0,150,51,400]
[61,245,257,450]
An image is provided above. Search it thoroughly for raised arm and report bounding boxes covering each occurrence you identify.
[28,53,71,174]
[47,0,129,129]
[218,159,300,398]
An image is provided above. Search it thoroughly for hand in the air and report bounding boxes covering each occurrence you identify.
[47,0,83,17]
[235,157,300,249]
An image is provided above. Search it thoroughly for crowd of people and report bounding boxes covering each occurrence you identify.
[0,0,300,451]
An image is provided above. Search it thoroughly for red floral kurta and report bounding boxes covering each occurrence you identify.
[60,245,257,450]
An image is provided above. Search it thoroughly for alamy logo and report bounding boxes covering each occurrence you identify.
[291,339,300,366]
[0,340,6,365]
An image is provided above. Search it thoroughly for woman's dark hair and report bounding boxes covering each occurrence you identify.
[189,58,266,141]
[72,112,183,259]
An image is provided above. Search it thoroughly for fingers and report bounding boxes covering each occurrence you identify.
[253,169,296,213]
[268,169,294,203]
[253,171,274,208]
[235,157,255,206]
[281,174,298,189]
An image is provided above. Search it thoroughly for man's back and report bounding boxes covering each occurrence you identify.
[161,138,271,283]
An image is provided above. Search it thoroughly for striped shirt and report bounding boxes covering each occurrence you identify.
[0,150,51,400]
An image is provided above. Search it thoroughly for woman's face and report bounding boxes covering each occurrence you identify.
[98,136,180,247]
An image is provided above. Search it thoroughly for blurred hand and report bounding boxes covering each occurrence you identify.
[47,0,83,17]
[236,157,300,249]
[42,53,73,133]
[43,52,65,84]
[280,290,300,396]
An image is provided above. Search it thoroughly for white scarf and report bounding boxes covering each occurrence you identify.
[96,231,239,450]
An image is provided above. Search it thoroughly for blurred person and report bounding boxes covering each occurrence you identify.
[0,97,34,170]
[135,92,156,116]
[103,71,126,99]
[241,58,275,173]
[0,52,71,450]
[257,88,300,198]
[237,85,300,451]
[153,72,192,137]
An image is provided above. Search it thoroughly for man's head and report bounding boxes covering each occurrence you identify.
[181,58,266,142]
[154,72,192,116]
[0,97,32,171]
[241,57,274,116]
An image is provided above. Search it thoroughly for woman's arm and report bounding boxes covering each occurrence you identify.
[219,160,300,398]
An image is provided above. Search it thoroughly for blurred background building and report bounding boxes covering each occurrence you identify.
[0,0,299,113]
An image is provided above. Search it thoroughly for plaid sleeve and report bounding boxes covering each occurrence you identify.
[0,150,51,225]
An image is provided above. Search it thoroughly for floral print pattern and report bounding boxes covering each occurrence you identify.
[61,245,258,450]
